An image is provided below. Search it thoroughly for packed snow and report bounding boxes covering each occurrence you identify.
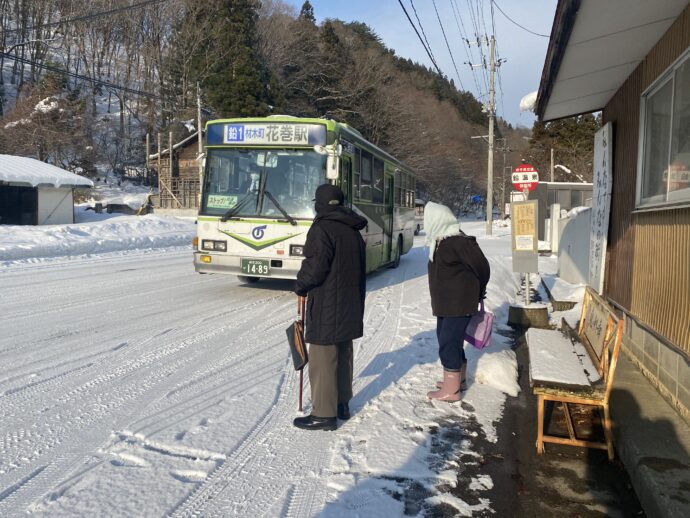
[0,212,523,517]
[527,328,600,388]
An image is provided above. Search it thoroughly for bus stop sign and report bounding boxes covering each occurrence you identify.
[512,164,539,192]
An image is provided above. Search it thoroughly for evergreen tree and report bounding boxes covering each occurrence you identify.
[204,0,274,117]
[298,1,315,23]
[165,0,279,119]
[528,114,600,182]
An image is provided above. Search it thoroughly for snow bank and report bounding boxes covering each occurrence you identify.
[0,214,195,265]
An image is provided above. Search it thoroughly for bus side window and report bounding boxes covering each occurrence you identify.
[360,150,373,201]
[341,158,352,204]
[395,170,402,206]
[401,174,407,206]
[354,149,361,201]
[372,158,384,204]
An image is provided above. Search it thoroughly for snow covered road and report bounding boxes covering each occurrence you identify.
[0,222,520,517]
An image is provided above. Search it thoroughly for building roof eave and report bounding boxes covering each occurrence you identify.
[536,0,581,121]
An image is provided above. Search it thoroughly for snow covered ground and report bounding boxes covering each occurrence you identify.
[0,214,520,517]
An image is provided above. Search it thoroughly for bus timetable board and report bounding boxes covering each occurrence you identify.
[511,200,538,273]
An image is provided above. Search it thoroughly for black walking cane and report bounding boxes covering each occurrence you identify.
[297,295,306,411]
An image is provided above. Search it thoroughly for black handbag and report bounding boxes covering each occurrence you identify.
[286,319,308,371]
[287,296,308,411]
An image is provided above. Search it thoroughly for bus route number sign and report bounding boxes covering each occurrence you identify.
[241,259,270,276]
[512,164,539,192]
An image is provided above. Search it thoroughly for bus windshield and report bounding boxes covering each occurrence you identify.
[201,148,327,219]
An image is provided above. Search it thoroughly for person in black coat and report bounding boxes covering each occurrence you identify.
[424,202,490,402]
[293,184,367,431]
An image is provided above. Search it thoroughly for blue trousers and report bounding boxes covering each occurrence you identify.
[436,316,471,371]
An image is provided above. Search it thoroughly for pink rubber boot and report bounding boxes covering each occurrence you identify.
[436,361,467,390]
[427,370,462,401]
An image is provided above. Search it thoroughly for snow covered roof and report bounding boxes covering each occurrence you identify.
[0,155,93,188]
[148,130,203,160]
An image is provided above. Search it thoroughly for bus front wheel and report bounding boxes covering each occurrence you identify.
[389,237,402,269]
[238,275,260,284]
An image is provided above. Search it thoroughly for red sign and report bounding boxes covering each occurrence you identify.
[512,164,539,192]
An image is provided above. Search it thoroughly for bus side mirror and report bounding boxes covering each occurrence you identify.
[326,154,339,180]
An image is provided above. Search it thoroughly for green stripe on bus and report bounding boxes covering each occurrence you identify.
[198,216,312,227]
[220,231,303,251]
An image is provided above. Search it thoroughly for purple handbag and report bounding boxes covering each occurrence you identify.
[465,301,494,349]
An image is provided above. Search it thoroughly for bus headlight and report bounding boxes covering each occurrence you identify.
[290,245,304,256]
[202,239,227,252]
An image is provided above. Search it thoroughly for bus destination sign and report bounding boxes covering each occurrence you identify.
[222,123,326,146]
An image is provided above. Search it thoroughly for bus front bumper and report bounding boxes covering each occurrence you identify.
[193,252,303,280]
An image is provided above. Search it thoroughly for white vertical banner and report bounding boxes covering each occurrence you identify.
[588,122,613,294]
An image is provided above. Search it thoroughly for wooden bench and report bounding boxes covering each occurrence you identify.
[527,286,623,461]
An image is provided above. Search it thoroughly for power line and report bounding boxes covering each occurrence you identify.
[466,0,489,94]
[1,0,168,35]
[491,0,549,38]
[477,0,491,42]
[489,2,505,119]
[431,0,464,91]
[450,0,482,97]
[409,0,442,72]
[0,52,159,99]
[396,0,444,77]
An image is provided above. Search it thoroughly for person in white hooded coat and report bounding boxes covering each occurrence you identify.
[423,202,490,402]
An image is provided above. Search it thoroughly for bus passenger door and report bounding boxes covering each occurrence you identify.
[340,157,352,206]
[384,173,394,262]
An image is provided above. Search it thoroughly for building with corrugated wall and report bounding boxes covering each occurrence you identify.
[536,0,690,420]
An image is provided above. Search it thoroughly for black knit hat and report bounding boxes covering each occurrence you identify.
[314,184,344,206]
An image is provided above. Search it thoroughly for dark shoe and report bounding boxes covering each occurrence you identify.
[337,402,350,420]
[293,415,337,431]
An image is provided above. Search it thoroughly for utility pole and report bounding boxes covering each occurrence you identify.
[496,138,507,218]
[485,35,496,236]
[550,147,554,182]
[197,82,203,206]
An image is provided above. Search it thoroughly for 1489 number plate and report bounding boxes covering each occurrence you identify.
[241,259,270,276]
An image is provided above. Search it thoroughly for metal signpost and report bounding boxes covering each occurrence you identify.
[511,164,540,305]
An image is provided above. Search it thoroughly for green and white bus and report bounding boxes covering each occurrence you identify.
[194,116,417,282]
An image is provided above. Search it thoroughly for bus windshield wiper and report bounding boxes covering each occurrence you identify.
[263,190,297,226]
[220,193,255,221]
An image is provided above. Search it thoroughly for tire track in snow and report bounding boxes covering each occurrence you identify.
[169,268,409,517]
[0,290,294,516]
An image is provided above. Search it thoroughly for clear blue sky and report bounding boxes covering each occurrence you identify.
[283,0,557,128]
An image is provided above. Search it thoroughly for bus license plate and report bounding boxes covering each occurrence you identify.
[241,259,270,276]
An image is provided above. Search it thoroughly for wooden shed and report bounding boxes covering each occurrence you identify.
[148,131,203,210]
[0,155,93,225]
[537,0,690,418]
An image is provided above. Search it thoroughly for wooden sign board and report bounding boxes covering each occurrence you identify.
[589,122,613,294]
[583,296,609,359]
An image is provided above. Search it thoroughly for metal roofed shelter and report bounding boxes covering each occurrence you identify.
[536,1,690,418]
[0,155,93,225]
[536,0,689,121]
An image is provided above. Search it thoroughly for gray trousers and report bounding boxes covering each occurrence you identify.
[308,340,353,418]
